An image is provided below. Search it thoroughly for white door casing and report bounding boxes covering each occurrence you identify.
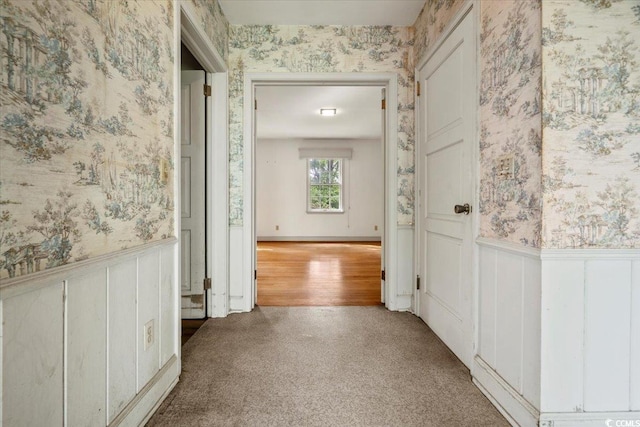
[180,70,206,319]
[417,8,476,368]
[242,73,399,313]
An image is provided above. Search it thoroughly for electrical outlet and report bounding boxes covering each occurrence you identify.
[374,225,378,231]
[275,225,279,231]
[144,319,154,351]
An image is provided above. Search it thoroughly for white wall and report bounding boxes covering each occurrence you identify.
[257,138,383,240]
[1,240,179,426]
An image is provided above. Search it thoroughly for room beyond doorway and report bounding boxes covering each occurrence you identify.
[257,242,381,306]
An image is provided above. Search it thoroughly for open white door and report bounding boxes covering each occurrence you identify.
[180,70,207,319]
[417,9,475,367]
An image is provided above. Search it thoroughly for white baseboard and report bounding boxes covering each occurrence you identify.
[473,356,539,427]
[111,355,180,426]
[257,236,382,242]
[539,411,640,427]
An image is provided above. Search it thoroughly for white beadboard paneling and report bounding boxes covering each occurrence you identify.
[160,245,177,366]
[475,238,542,415]
[495,251,523,392]
[67,269,107,427]
[3,283,64,426]
[632,260,640,410]
[478,245,497,367]
[0,240,178,426]
[540,259,585,412]
[108,259,138,422]
[522,256,541,409]
[584,260,631,411]
[138,252,161,391]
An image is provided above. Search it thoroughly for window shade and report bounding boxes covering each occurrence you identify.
[298,148,353,160]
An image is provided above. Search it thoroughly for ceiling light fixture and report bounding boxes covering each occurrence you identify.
[320,108,337,116]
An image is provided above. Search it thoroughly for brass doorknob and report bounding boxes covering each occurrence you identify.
[454,204,471,215]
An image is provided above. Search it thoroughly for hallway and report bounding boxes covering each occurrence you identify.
[147,307,508,426]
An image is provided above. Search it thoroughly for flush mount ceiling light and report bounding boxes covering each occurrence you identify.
[320,108,337,116]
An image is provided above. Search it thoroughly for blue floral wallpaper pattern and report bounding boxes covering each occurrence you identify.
[413,0,465,62]
[542,0,640,249]
[227,25,416,226]
[479,0,543,248]
[189,0,229,62]
[0,0,176,280]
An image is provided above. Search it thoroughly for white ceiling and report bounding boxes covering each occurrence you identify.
[219,0,425,26]
[256,86,382,140]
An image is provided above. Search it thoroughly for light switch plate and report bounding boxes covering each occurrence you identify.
[496,154,514,180]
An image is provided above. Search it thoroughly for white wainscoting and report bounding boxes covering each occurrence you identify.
[396,225,414,311]
[229,225,247,313]
[473,238,541,427]
[540,249,640,425]
[1,239,180,426]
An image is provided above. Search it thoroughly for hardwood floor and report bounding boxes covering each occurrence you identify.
[181,319,206,346]
[257,241,382,306]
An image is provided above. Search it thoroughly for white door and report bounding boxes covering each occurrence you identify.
[417,9,475,367]
[180,70,207,319]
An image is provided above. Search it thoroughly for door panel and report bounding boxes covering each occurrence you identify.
[427,46,463,133]
[417,9,475,367]
[180,70,206,318]
[427,143,462,216]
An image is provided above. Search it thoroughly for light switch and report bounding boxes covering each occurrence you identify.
[496,154,514,180]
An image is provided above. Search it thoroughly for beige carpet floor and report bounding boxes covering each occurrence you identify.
[147,306,509,427]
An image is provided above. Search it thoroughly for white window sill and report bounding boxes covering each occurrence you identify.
[306,209,345,214]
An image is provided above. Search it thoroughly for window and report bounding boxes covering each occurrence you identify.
[307,158,343,212]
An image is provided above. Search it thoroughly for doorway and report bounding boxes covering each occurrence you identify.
[239,73,400,312]
[180,44,207,319]
[180,5,229,319]
[254,85,384,306]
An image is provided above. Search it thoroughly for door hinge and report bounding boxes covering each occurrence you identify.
[254,269,257,280]
[381,270,386,281]
[416,275,420,290]
[254,99,257,110]
[381,99,386,110]
[204,84,212,97]
[416,81,421,97]
[203,277,212,290]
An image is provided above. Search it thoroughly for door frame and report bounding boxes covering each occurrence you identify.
[413,0,480,364]
[242,73,399,311]
[180,4,229,318]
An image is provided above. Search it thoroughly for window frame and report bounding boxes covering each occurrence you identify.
[306,158,344,214]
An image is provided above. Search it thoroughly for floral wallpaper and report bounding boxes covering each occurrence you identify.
[0,0,175,280]
[542,0,640,249]
[189,0,229,62]
[413,0,466,62]
[227,25,415,226]
[479,0,543,248]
